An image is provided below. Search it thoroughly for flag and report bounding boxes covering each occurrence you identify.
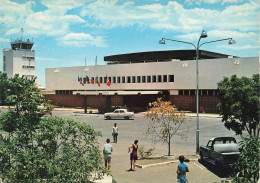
[106,78,111,86]
[89,77,94,84]
[78,76,80,82]
[80,81,84,86]
[98,79,101,87]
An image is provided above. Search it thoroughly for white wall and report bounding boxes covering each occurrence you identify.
[45,57,258,91]
[3,50,35,79]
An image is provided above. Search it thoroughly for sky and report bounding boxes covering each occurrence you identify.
[0,0,259,87]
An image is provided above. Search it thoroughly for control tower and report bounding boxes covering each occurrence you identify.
[3,29,35,79]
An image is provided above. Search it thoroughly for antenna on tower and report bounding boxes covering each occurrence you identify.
[85,57,86,66]
[20,28,24,41]
[95,56,97,66]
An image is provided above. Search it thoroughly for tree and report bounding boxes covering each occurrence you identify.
[144,98,187,156]
[0,75,103,182]
[0,72,9,105]
[217,74,260,136]
[223,136,260,183]
[235,136,259,182]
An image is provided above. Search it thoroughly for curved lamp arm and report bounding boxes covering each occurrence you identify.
[160,38,196,49]
[199,38,235,49]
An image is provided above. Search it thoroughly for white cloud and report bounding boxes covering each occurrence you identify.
[220,44,258,49]
[0,37,9,43]
[175,30,258,50]
[59,33,106,47]
[184,0,243,5]
[1,0,89,47]
[81,1,259,33]
[41,0,89,10]
[1,0,258,50]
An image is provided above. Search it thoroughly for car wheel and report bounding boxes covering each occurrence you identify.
[124,116,129,120]
[106,116,111,120]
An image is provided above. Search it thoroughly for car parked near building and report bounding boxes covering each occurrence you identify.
[104,109,134,120]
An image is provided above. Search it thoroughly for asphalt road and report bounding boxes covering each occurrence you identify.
[0,108,242,182]
[51,110,241,155]
[51,110,241,183]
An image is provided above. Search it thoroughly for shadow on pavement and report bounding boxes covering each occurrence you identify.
[198,159,235,178]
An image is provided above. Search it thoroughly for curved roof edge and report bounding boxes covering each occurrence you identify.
[104,50,238,63]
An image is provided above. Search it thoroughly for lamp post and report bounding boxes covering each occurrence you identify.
[159,30,235,154]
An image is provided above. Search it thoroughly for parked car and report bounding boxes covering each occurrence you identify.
[199,137,240,168]
[104,109,134,120]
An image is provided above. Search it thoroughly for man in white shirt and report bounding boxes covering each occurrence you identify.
[112,123,118,143]
[103,138,113,170]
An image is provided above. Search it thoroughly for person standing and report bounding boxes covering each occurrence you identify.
[112,123,118,143]
[177,155,189,183]
[103,138,113,170]
[128,140,138,171]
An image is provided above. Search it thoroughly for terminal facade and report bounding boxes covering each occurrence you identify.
[44,50,258,113]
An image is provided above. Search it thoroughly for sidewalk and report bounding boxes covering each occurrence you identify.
[109,141,225,183]
[186,112,221,118]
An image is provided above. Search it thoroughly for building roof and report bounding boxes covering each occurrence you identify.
[104,50,238,64]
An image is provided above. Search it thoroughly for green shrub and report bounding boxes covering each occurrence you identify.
[224,136,259,183]
[0,117,103,183]
[138,145,155,159]
[0,74,104,182]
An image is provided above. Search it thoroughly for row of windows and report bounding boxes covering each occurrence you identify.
[179,90,217,96]
[55,89,217,96]
[22,56,35,60]
[80,75,174,84]
[56,90,73,95]
[22,65,35,69]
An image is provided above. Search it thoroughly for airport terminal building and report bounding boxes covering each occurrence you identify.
[44,50,258,113]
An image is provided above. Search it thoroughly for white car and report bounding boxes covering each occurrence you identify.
[104,109,134,120]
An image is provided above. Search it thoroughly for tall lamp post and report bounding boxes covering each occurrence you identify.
[159,30,235,154]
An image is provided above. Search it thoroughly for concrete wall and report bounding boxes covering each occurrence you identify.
[46,57,258,91]
[44,56,258,113]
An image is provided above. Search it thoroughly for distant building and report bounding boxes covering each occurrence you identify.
[3,37,35,80]
[44,50,258,113]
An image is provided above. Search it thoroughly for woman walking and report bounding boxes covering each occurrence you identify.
[128,140,138,171]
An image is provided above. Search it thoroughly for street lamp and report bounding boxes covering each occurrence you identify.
[159,30,235,154]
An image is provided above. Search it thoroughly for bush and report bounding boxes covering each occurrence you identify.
[0,73,104,182]
[0,117,103,182]
[138,145,155,159]
[224,136,259,183]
